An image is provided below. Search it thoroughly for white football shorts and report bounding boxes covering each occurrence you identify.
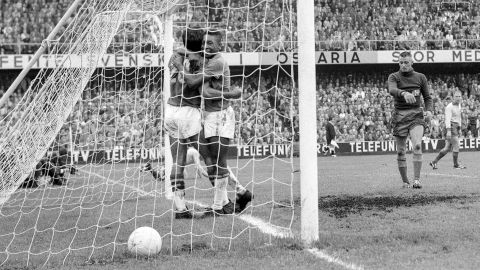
[203,106,235,139]
[164,104,202,139]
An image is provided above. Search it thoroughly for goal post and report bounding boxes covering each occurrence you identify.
[297,0,319,244]
[162,10,174,201]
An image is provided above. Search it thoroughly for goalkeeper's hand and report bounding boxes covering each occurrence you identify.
[402,91,416,104]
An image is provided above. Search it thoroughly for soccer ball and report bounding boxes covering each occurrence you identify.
[127,226,162,256]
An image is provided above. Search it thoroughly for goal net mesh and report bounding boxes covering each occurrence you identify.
[0,0,297,267]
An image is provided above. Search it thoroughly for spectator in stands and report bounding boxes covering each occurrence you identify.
[2,0,480,53]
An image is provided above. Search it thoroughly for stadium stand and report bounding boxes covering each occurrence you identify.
[1,68,479,146]
[315,0,480,51]
[315,70,480,143]
[1,0,479,53]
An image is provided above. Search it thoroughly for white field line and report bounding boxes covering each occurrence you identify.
[184,200,362,269]
[84,168,362,270]
[239,215,293,238]
[307,248,364,270]
[429,173,478,179]
[316,171,478,184]
[185,200,293,239]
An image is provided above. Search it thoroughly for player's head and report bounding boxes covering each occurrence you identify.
[327,114,333,122]
[182,27,204,53]
[398,51,414,73]
[202,28,223,57]
[453,90,462,105]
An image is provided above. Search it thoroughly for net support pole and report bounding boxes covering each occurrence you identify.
[68,125,75,167]
[0,0,83,108]
[162,13,174,200]
[297,0,319,245]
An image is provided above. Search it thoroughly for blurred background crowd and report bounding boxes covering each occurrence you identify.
[1,68,478,148]
[1,0,479,53]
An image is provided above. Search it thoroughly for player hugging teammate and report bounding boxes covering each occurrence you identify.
[142,27,253,218]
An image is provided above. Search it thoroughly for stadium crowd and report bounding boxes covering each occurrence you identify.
[315,70,480,144]
[1,69,479,148]
[1,0,480,53]
[0,70,297,149]
[315,0,480,51]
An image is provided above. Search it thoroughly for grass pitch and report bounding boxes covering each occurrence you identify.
[1,151,479,269]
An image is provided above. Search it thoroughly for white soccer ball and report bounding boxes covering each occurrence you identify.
[127,226,162,256]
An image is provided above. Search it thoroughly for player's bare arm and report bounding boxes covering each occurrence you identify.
[169,51,212,89]
[168,52,184,73]
[202,85,241,99]
[168,53,184,97]
[181,71,213,89]
[170,48,205,96]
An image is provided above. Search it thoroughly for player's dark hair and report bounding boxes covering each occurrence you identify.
[205,28,223,41]
[182,27,204,52]
[399,51,412,58]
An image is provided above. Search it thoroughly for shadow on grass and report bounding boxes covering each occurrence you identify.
[281,193,479,218]
[319,194,478,218]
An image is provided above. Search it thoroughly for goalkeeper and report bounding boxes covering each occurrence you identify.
[388,51,433,189]
[47,147,69,186]
[324,115,338,157]
[20,148,68,188]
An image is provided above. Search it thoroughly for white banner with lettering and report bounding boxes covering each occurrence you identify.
[1,50,480,69]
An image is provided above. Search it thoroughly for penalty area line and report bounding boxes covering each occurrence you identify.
[83,169,362,270]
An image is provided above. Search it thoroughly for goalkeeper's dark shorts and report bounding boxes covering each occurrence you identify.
[390,107,426,137]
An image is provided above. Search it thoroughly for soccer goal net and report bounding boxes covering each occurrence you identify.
[0,0,314,267]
